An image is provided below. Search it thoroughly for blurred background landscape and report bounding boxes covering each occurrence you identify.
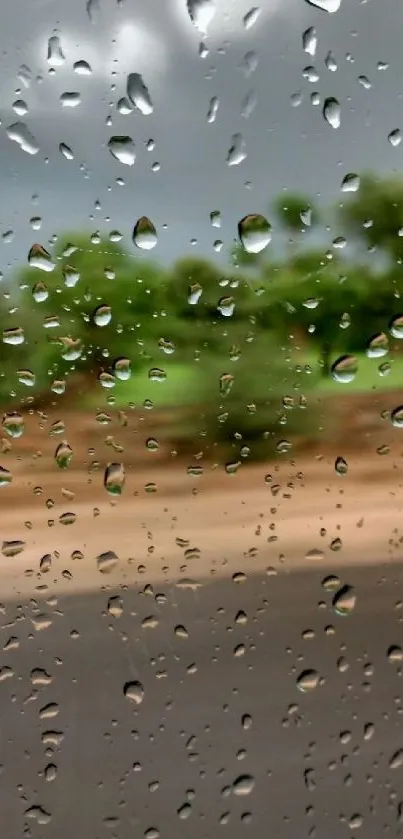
[3,171,403,469]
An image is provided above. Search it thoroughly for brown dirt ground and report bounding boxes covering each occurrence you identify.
[0,391,403,600]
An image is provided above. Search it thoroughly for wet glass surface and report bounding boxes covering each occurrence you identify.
[2,0,403,836]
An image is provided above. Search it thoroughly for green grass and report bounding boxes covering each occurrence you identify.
[306,351,403,394]
[84,362,200,409]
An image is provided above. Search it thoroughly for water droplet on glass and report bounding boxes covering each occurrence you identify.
[126,73,153,115]
[243,7,260,29]
[55,442,73,469]
[59,142,74,160]
[74,59,92,75]
[3,412,24,438]
[227,133,247,166]
[104,462,125,496]
[238,214,271,253]
[335,456,348,475]
[388,129,402,147]
[63,265,80,288]
[97,550,118,573]
[17,369,35,387]
[113,357,131,380]
[0,467,12,488]
[3,327,24,346]
[305,0,342,12]
[233,774,255,795]
[302,27,317,56]
[188,283,202,305]
[390,749,403,770]
[391,406,403,428]
[28,244,54,272]
[107,596,123,617]
[93,304,112,327]
[332,584,356,615]
[47,34,65,65]
[388,645,403,663]
[217,297,235,317]
[297,669,319,692]
[7,121,39,154]
[108,136,136,166]
[390,314,403,339]
[341,172,360,192]
[60,91,81,108]
[206,96,219,123]
[133,216,157,250]
[323,97,340,128]
[366,332,388,358]
[187,0,216,33]
[331,355,357,384]
[124,680,144,705]
[32,281,49,303]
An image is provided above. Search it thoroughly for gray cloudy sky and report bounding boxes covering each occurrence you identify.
[0,0,402,273]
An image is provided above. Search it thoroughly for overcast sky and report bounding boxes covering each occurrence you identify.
[0,0,402,273]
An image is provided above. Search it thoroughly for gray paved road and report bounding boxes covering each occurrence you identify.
[2,562,403,839]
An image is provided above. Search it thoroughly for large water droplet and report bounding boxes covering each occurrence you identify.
[104,462,125,496]
[28,244,54,272]
[108,136,136,166]
[297,669,319,692]
[323,97,341,128]
[305,0,342,11]
[7,122,39,155]
[97,550,118,573]
[55,442,73,469]
[32,281,49,302]
[366,332,388,358]
[302,27,317,56]
[113,357,131,380]
[187,0,216,32]
[132,216,157,250]
[227,133,247,165]
[124,680,144,705]
[93,304,111,327]
[331,355,357,384]
[243,7,260,29]
[47,35,65,66]
[3,327,24,346]
[127,73,153,115]
[233,774,255,795]
[332,584,356,615]
[341,172,360,192]
[3,412,24,438]
[238,214,271,253]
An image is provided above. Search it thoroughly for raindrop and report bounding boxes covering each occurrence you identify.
[390,749,403,770]
[113,357,131,380]
[332,584,356,615]
[104,462,125,496]
[207,96,219,123]
[107,596,123,618]
[2,540,25,557]
[390,314,403,339]
[341,172,360,192]
[0,467,12,488]
[55,442,73,469]
[108,136,136,166]
[17,369,35,387]
[28,244,54,272]
[3,412,24,438]
[7,122,39,155]
[297,669,319,692]
[133,216,157,250]
[391,406,403,428]
[388,645,403,663]
[60,91,81,108]
[366,332,388,358]
[124,680,144,705]
[323,97,340,128]
[187,0,216,32]
[227,133,247,166]
[331,355,357,384]
[305,0,342,11]
[302,27,317,56]
[388,129,402,147]
[233,774,255,795]
[12,99,28,116]
[335,456,348,475]
[3,327,24,346]
[220,373,234,397]
[63,266,80,288]
[93,304,112,327]
[243,7,260,29]
[217,297,235,317]
[188,283,202,305]
[47,34,65,66]
[127,73,153,115]
[97,550,118,573]
[59,142,74,160]
[238,214,271,253]
[74,59,92,75]
[32,281,49,302]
